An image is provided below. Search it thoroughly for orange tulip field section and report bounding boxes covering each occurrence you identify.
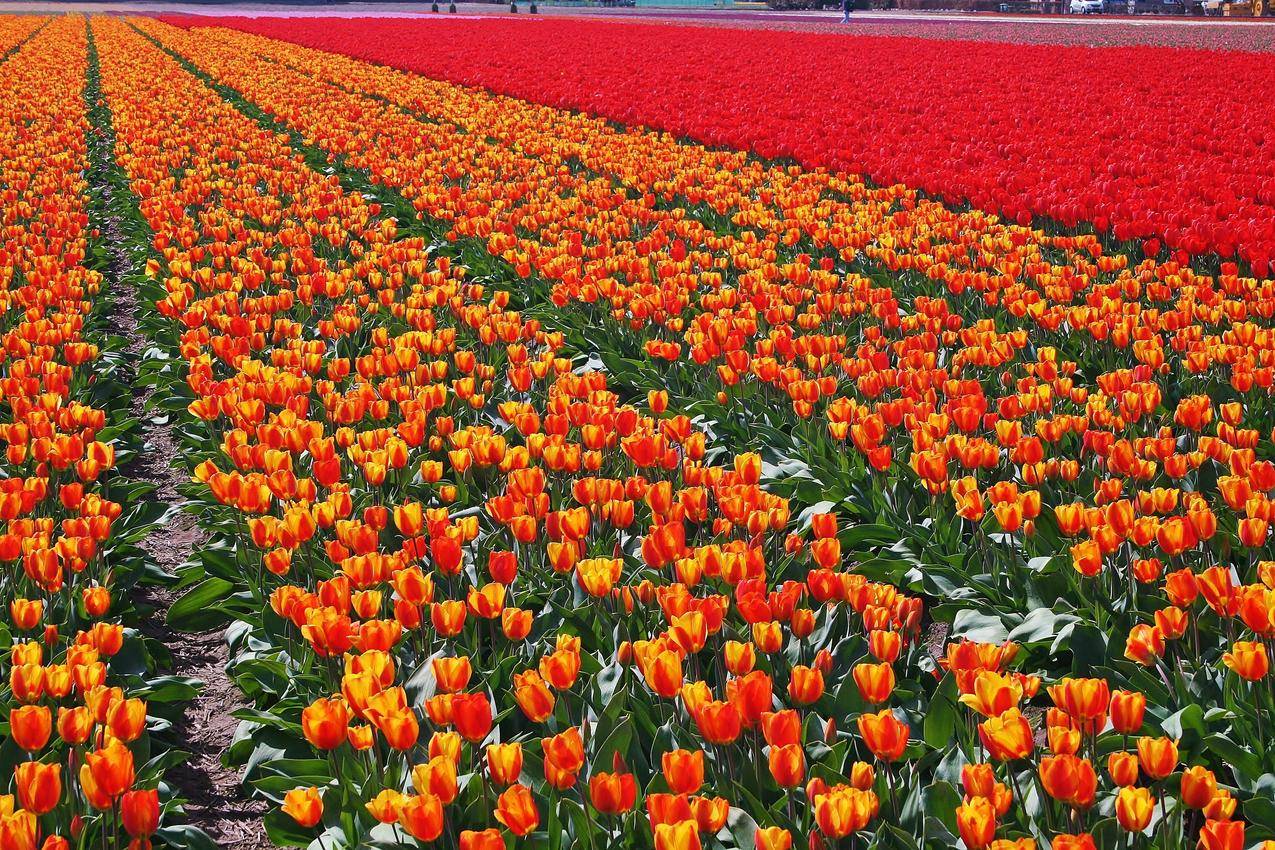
[1,13,1274,850]
[0,14,184,850]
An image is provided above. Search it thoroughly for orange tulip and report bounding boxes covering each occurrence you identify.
[850,662,893,705]
[460,829,506,850]
[690,795,729,832]
[768,743,806,787]
[958,671,1023,717]
[590,771,638,815]
[1136,736,1178,780]
[57,706,92,745]
[761,709,802,748]
[644,649,685,698]
[1222,641,1269,680]
[494,783,539,836]
[695,699,742,745]
[1115,786,1153,832]
[1199,820,1244,850]
[723,640,755,675]
[501,607,533,640]
[1109,690,1145,734]
[1047,678,1109,732]
[1107,752,1139,786]
[662,749,704,795]
[106,697,147,743]
[979,709,1034,761]
[857,709,909,762]
[121,789,160,838]
[302,697,349,750]
[487,742,523,785]
[84,739,135,799]
[432,656,472,693]
[282,787,323,828]
[10,705,51,752]
[1181,766,1219,809]
[0,809,37,850]
[784,664,823,704]
[15,761,61,815]
[412,755,459,804]
[451,692,493,743]
[754,827,793,850]
[397,793,444,842]
[513,670,555,722]
[956,797,997,849]
[1038,755,1096,808]
[654,820,701,850]
[813,786,876,837]
[647,792,694,828]
[1123,624,1164,666]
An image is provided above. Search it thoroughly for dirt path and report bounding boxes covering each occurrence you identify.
[93,110,272,850]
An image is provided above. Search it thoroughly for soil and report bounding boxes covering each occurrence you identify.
[99,138,271,849]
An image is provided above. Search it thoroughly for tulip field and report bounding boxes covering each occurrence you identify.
[2,11,1275,850]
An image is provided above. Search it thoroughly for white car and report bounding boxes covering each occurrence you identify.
[1069,0,1104,11]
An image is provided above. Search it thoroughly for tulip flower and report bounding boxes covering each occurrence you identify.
[589,771,638,815]
[10,705,52,752]
[302,697,349,750]
[654,820,701,850]
[1222,641,1269,681]
[397,794,444,841]
[451,692,494,743]
[787,664,825,704]
[755,827,792,850]
[1199,820,1244,850]
[768,744,806,787]
[1108,690,1145,735]
[1115,786,1153,832]
[979,709,1034,762]
[494,783,539,836]
[955,797,997,849]
[15,762,61,815]
[1106,752,1139,787]
[850,662,892,705]
[487,743,523,785]
[858,709,909,762]
[1136,736,1178,780]
[661,749,704,795]
[1180,765,1219,809]
[282,787,323,828]
[121,789,160,838]
[84,739,135,799]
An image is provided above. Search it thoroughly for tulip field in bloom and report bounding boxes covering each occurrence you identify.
[165,15,1275,273]
[2,12,1275,850]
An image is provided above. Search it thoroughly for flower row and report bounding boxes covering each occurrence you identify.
[0,17,176,850]
[174,15,1275,270]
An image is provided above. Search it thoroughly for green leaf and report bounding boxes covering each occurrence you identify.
[1203,733,1263,782]
[922,780,962,836]
[923,673,958,751]
[951,609,1009,643]
[263,808,318,848]
[166,577,236,631]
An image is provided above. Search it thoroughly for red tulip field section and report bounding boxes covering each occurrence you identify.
[5,11,1275,850]
[170,15,1275,274]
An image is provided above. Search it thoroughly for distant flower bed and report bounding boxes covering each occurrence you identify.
[179,14,1275,272]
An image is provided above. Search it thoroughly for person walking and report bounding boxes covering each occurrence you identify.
[840,0,854,22]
